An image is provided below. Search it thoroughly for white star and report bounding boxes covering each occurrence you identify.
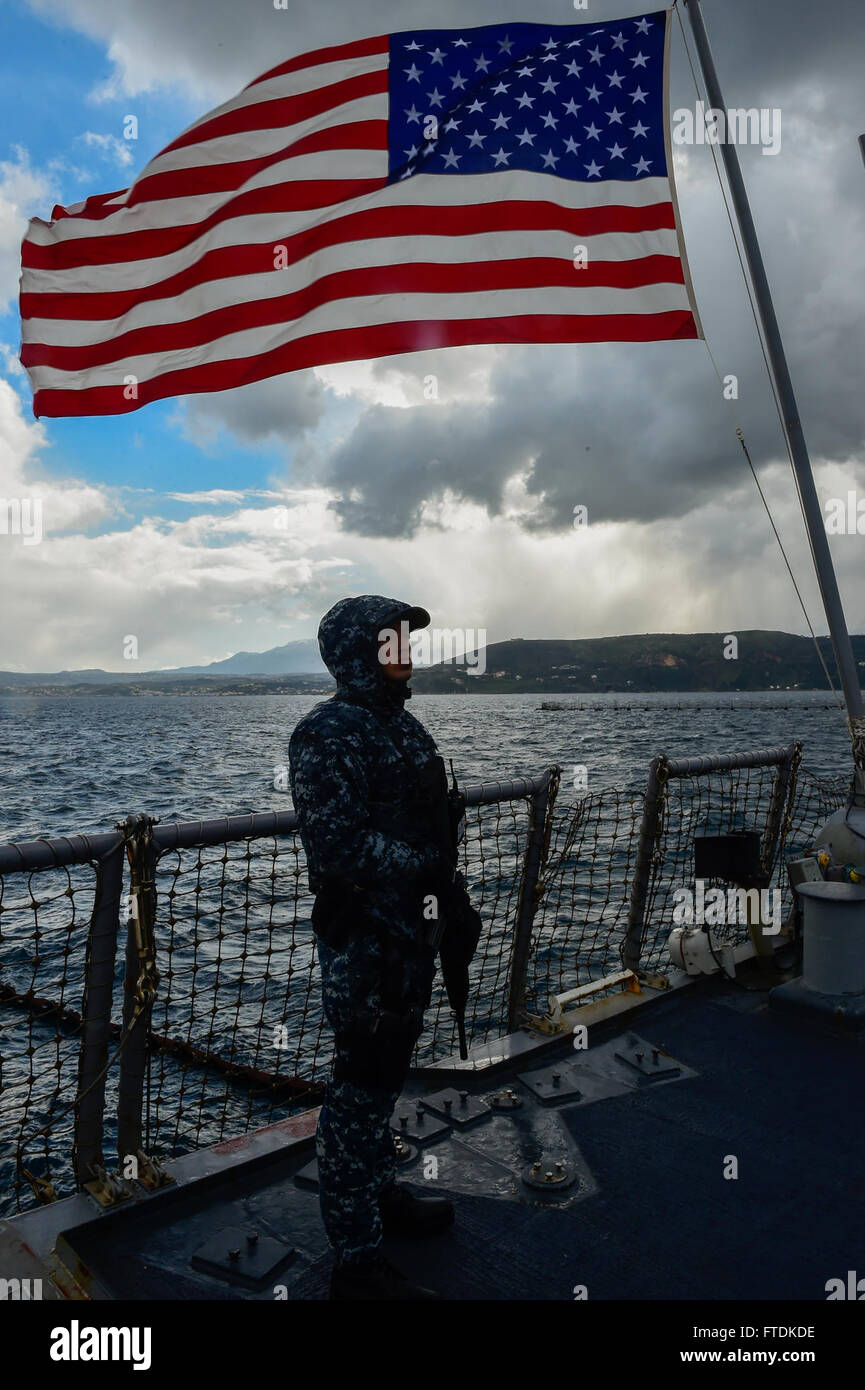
[588,45,603,64]
[584,159,603,177]
[584,122,601,140]
[541,148,559,168]
[631,51,649,68]
[635,17,652,35]
[443,117,461,133]
[516,127,536,146]
[491,146,511,166]
[516,65,535,78]
[405,104,422,124]
[492,80,511,95]
[565,60,582,77]
[566,39,583,48]
[403,144,419,160]
[586,84,601,102]
[405,41,422,52]
[405,63,422,83]
[475,53,491,72]
[564,135,580,154]
[422,140,437,157]
[542,110,559,129]
[498,35,514,54]
[491,111,511,129]
[607,142,626,159]
[516,91,535,109]
[563,98,581,117]
[633,155,652,173]
[441,147,461,168]
[428,47,446,64]
[631,85,648,103]
[540,76,559,94]
[451,71,467,90]
[467,98,486,114]
[452,38,470,47]
[610,32,626,51]
[607,71,624,88]
[607,107,624,125]
[630,120,649,138]
[399,166,414,180]
[543,37,559,50]
[427,87,445,108]
[467,129,486,147]
[540,53,557,63]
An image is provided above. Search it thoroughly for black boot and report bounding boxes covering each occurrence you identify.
[330,1252,442,1300]
[378,1182,455,1237]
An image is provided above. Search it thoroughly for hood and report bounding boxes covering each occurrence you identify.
[317,594,430,703]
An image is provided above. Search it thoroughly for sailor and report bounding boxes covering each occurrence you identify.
[289,594,463,1300]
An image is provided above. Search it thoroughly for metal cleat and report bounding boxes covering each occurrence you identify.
[83,1164,135,1209]
[135,1148,175,1192]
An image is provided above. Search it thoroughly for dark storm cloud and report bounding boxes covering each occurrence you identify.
[180,370,326,445]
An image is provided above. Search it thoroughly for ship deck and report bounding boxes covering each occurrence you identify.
[3,963,863,1302]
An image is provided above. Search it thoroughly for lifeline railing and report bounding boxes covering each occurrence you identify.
[0,746,850,1216]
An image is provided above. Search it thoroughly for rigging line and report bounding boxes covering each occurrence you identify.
[673,1,845,714]
[674,2,827,599]
[701,335,843,709]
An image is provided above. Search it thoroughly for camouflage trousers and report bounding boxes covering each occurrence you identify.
[315,929,435,1266]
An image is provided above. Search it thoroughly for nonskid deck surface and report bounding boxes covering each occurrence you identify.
[36,972,865,1301]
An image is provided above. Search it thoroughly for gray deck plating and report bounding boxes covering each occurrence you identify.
[2,967,862,1301]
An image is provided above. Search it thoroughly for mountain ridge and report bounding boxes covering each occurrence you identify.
[1,630,862,694]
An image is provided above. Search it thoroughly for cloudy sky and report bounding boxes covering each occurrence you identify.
[1,0,863,672]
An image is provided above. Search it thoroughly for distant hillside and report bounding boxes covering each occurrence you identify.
[168,640,324,676]
[411,631,865,694]
[1,631,862,696]
[0,639,324,685]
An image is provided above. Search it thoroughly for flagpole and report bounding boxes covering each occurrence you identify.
[684,0,865,773]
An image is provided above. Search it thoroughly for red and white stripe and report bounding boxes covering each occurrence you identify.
[19,33,700,419]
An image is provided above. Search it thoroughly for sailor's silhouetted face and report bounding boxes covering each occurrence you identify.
[379,619,413,682]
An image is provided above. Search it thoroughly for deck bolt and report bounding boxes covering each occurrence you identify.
[531,1162,540,1176]
[459,1091,468,1104]
[229,1248,240,1261]
[652,1049,660,1064]
[555,1161,564,1173]
[399,1114,408,1127]
[444,1098,453,1110]
[544,1170,554,1181]
[552,1072,561,1086]
[247,1233,258,1246]
[635,1051,644,1062]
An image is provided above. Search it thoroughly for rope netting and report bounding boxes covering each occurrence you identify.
[528,788,645,1009]
[0,860,114,1213]
[533,757,850,1000]
[0,755,852,1218]
[143,793,531,1162]
[638,760,792,974]
[424,795,528,1058]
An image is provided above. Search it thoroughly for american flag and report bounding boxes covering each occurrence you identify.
[20,10,700,419]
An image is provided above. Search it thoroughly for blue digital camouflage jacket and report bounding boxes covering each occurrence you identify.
[288,594,445,940]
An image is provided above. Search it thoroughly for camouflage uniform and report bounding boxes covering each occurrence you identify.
[288,595,445,1267]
